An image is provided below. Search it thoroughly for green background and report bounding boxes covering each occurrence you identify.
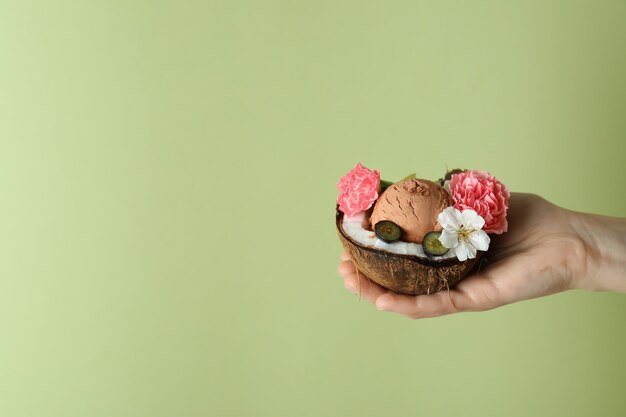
[1,1,625,416]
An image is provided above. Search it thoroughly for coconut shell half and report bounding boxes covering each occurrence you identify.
[336,208,482,296]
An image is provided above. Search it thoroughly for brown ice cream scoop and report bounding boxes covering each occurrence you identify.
[370,178,453,244]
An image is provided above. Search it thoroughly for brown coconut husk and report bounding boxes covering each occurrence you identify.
[336,207,481,296]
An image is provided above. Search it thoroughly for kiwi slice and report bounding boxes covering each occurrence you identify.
[374,220,402,243]
[422,231,449,256]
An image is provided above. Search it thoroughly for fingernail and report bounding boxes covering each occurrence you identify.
[344,282,357,293]
[376,296,390,311]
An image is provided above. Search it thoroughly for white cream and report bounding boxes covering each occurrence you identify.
[342,212,457,260]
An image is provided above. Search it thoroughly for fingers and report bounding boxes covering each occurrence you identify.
[339,262,389,304]
[375,291,460,319]
[373,274,508,319]
[336,251,512,319]
[337,252,388,304]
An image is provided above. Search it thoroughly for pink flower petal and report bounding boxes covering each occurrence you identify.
[336,163,381,217]
[450,170,509,234]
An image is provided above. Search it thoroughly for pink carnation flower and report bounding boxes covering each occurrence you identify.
[449,170,510,234]
[336,163,380,217]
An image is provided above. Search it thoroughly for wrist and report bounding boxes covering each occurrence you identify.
[575,212,626,292]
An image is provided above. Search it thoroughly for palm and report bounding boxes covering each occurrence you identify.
[337,193,588,319]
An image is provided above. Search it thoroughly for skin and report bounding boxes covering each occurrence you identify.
[337,193,626,319]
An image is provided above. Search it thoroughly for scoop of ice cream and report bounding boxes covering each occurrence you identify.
[370,178,453,244]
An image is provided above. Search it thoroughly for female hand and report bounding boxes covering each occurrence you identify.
[337,193,626,319]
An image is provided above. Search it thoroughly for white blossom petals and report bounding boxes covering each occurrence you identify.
[438,207,461,231]
[455,241,476,261]
[463,241,477,259]
[468,229,490,251]
[460,209,485,230]
[435,206,490,261]
[439,229,459,249]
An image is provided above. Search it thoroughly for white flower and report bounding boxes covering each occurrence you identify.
[437,207,490,261]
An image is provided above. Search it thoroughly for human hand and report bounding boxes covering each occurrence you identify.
[337,193,626,319]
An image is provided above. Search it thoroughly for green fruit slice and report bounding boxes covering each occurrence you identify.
[374,220,402,243]
[422,231,449,256]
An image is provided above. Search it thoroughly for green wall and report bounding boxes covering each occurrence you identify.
[1,1,625,416]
